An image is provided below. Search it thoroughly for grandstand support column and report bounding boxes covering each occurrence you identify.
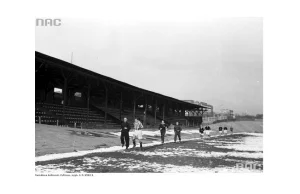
[151,96,155,115]
[104,82,108,127]
[154,99,157,124]
[180,105,182,116]
[187,111,190,126]
[144,96,147,127]
[132,92,136,119]
[133,99,136,119]
[120,91,123,121]
[43,82,48,102]
[87,84,91,124]
[163,103,165,121]
[172,103,175,115]
[165,102,167,118]
[197,111,200,126]
[132,92,142,119]
[63,77,68,118]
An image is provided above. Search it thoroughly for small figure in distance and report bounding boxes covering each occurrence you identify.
[206,125,211,137]
[219,126,223,136]
[230,125,233,134]
[224,126,228,135]
[199,125,204,139]
[204,125,210,137]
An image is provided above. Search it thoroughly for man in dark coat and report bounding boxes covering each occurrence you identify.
[199,126,205,138]
[158,120,168,144]
[120,117,131,149]
[174,121,182,143]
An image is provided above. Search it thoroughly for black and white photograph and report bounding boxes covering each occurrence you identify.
[35,17,263,173]
[3,0,300,193]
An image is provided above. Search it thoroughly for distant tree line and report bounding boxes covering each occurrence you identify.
[234,114,263,121]
[255,114,263,119]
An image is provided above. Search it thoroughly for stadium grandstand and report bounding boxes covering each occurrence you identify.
[35,51,211,129]
[182,100,214,124]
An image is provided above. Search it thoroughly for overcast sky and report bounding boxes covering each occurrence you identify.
[36,17,263,115]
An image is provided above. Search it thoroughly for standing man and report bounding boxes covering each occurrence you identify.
[207,125,211,137]
[199,125,204,139]
[159,120,168,144]
[219,126,223,136]
[205,125,211,137]
[120,117,131,149]
[224,126,228,135]
[230,126,233,134]
[174,121,182,143]
[132,118,144,150]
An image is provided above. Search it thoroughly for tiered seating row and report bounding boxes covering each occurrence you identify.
[35,108,58,124]
[35,103,119,128]
[36,102,88,110]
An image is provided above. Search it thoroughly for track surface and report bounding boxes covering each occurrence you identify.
[36,133,263,173]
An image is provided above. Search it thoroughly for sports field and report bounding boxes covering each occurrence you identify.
[35,120,263,173]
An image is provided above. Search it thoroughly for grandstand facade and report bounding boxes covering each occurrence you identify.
[35,51,210,129]
[183,100,213,116]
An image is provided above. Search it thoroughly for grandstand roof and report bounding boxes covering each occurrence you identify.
[36,51,210,110]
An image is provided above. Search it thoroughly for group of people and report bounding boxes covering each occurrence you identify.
[120,117,144,150]
[199,125,211,137]
[120,117,234,150]
[218,126,234,135]
[120,118,181,151]
[199,125,234,138]
[159,120,183,144]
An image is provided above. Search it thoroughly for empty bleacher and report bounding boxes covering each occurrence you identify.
[35,107,59,125]
[35,102,194,129]
[35,102,120,129]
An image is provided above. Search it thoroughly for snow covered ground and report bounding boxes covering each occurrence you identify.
[36,132,263,173]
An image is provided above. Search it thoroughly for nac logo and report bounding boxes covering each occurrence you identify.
[36,18,61,26]
[236,162,263,170]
